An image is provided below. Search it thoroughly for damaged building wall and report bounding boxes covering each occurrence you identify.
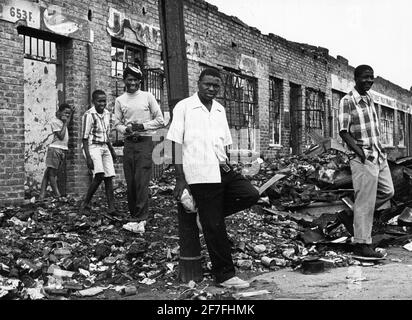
[183,0,331,159]
[0,17,25,204]
[183,0,412,160]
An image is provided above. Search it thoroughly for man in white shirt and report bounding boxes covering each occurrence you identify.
[167,68,259,289]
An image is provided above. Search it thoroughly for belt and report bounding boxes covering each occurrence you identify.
[219,163,231,174]
[125,136,152,143]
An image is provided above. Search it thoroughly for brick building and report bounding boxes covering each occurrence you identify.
[0,0,166,204]
[1,0,411,205]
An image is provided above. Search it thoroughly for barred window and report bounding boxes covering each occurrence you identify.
[269,77,282,145]
[21,35,58,63]
[380,106,394,146]
[216,70,258,151]
[305,88,326,147]
[111,39,145,81]
[397,111,406,147]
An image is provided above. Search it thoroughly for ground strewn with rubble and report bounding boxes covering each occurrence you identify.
[1,153,412,300]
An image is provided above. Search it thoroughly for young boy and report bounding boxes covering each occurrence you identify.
[39,103,73,200]
[80,89,126,217]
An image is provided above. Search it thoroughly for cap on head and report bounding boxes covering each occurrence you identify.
[354,65,373,78]
[123,65,143,80]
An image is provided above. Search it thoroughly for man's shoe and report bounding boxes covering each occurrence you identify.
[353,244,384,258]
[219,276,250,289]
[108,208,127,218]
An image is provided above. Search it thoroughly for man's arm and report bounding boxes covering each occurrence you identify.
[106,134,117,163]
[54,116,69,141]
[173,142,189,200]
[142,93,165,130]
[114,99,129,135]
[82,139,94,170]
[339,130,365,163]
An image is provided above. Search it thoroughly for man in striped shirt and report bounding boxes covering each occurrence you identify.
[80,89,124,217]
[338,64,394,258]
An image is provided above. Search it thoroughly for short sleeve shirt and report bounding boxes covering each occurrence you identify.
[49,118,68,150]
[166,93,232,184]
[82,107,112,145]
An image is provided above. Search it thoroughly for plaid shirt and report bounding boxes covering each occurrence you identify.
[82,107,111,145]
[338,88,385,162]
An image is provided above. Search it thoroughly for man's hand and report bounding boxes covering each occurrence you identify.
[132,123,145,132]
[125,126,133,135]
[174,178,189,201]
[86,157,94,170]
[360,154,366,164]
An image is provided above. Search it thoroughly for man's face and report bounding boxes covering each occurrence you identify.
[124,74,141,93]
[355,69,374,93]
[93,94,107,114]
[198,75,221,102]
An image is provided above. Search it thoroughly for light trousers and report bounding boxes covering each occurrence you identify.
[350,157,394,244]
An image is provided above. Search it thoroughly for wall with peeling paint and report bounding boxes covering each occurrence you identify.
[24,59,58,191]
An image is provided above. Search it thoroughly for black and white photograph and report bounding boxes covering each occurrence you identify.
[0,0,411,314]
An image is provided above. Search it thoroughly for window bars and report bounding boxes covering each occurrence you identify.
[380,106,394,146]
[269,77,282,145]
[22,35,58,63]
[217,70,257,151]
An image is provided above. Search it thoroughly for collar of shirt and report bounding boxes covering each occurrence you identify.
[190,93,225,114]
[89,106,110,118]
[352,87,373,106]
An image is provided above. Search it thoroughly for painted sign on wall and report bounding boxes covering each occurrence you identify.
[107,7,161,50]
[0,0,40,28]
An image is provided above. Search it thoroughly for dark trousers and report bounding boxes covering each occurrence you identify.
[123,138,153,220]
[188,168,259,283]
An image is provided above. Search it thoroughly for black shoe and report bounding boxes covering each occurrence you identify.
[353,244,384,258]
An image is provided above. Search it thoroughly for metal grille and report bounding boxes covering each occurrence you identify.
[142,69,164,105]
[111,40,145,96]
[398,111,406,147]
[380,105,394,146]
[217,70,257,151]
[22,35,58,63]
[331,90,345,139]
[269,77,282,145]
[305,88,326,147]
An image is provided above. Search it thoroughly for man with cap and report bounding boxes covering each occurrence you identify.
[338,64,394,257]
[114,65,165,224]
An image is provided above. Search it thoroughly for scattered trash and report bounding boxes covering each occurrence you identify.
[122,221,146,234]
[253,244,266,253]
[180,189,197,213]
[403,242,412,251]
[77,286,106,297]
[233,290,270,299]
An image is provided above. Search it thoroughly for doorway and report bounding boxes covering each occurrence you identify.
[21,33,65,196]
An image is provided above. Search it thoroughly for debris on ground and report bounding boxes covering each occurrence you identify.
[1,151,412,300]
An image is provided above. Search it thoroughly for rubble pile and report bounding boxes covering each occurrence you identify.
[1,154,412,300]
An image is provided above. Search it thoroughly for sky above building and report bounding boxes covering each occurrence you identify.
[206,0,412,91]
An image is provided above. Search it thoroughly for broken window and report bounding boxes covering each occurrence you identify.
[331,90,345,139]
[397,111,406,147]
[217,69,257,153]
[22,35,57,62]
[111,39,145,80]
[380,105,394,146]
[305,88,326,148]
[269,77,282,145]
